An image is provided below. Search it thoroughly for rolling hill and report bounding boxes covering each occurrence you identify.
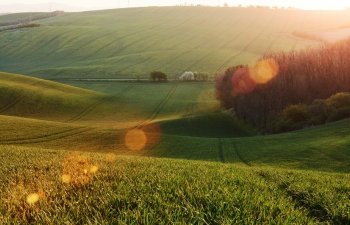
[1,7,350,79]
[0,73,349,223]
[0,72,101,121]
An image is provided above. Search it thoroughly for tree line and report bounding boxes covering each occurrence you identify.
[216,38,350,131]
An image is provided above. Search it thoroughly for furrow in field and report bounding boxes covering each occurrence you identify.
[0,27,57,58]
[0,80,41,113]
[256,171,340,224]
[135,83,178,128]
[179,9,265,73]
[79,8,184,61]
[108,13,226,76]
[117,10,215,70]
[0,95,23,113]
[232,142,252,166]
[66,84,134,123]
[161,13,238,72]
[4,27,77,60]
[105,11,203,75]
[0,127,93,145]
[218,138,225,163]
[214,11,278,73]
[109,11,197,57]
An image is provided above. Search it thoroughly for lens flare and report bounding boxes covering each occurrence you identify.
[231,67,256,94]
[250,58,279,84]
[124,129,147,151]
[142,122,161,148]
[61,153,98,186]
[90,165,99,174]
[26,193,39,205]
[61,174,71,184]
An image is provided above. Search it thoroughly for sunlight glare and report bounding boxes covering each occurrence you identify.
[26,193,39,205]
[250,58,279,84]
[124,129,147,151]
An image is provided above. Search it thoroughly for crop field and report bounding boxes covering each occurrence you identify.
[1,73,350,173]
[1,7,350,79]
[1,6,350,222]
[0,73,349,223]
[0,145,349,224]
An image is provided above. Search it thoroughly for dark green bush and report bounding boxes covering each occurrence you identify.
[326,93,350,110]
[308,99,328,125]
[327,106,350,122]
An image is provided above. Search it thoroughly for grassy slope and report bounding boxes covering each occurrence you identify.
[0,72,102,121]
[0,145,348,224]
[2,7,350,78]
[0,75,349,172]
[0,75,349,223]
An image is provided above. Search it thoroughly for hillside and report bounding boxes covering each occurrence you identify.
[1,7,350,78]
[0,72,101,121]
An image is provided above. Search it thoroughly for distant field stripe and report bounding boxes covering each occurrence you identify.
[215,11,278,73]
[5,27,77,59]
[115,10,206,60]
[0,127,93,144]
[79,8,183,60]
[184,10,264,71]
[84,10,198,71]
[162,13,235,72]
[98,9,213,73]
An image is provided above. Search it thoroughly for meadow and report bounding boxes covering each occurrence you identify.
[1,6,350,224]
[0,71,349,224]
[2,7,350,79]
[0,145,349,224]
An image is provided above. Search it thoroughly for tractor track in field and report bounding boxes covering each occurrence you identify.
[0,127,93,145]
[112,8,227,73]
[256,171,346,224]
[0,81,41,113]
[232,142,251,166]
[135,83,178,128]
[162,13,233,72]
[65,100,104,123]
[1,27,58,58]
[66,84,134,123]
[183,10,263,73]
[81,8,189,61]
[0,96,23,113]
[109,11,197,58]
[215,11,278,73]
[218,138,225,163]
[111,11,201,75]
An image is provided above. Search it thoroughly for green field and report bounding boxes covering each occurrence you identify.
[2,7,350,79]
[1,7,350,223]
[0,72,349,223]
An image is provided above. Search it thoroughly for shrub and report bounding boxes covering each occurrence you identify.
[308,99,328,125]
[327,106,350,122]
[325,92,350,110]
[150,71,167,82]
[281,104,309,123]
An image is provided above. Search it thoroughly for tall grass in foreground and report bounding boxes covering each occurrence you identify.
[0,145,349,224]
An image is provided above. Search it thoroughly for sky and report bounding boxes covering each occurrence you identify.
[0,0,349,13]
